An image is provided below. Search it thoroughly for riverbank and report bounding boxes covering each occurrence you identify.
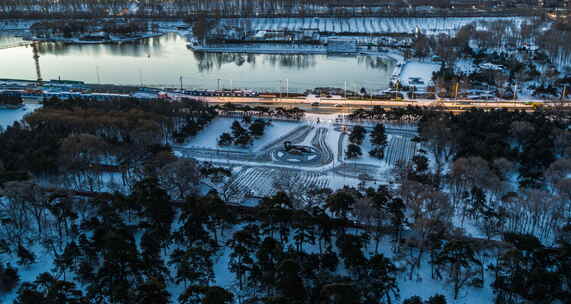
[189,43,402,57]
[189,44,328,55]
[24,32,164,45]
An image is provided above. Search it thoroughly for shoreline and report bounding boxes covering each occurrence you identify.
[188,44,401,59]
[24,32,164,45]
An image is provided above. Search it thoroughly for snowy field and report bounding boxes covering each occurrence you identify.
[398,61,441,88]
[219,16,530,36]
[184,117,302,152]
[0,104,41,130]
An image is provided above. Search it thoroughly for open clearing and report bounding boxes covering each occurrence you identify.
[175,116,419,200]
[184,117,301,152]
[398,61,441,88]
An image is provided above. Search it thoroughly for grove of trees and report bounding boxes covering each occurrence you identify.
[0,98,570,303]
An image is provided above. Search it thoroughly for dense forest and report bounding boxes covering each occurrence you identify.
[0,99,570,303]
[0,97,215,187]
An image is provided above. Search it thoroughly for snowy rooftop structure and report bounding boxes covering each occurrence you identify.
[254,30,267,39]
[479,63,505,71]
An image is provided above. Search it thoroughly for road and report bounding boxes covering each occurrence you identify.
[201,96,570,112]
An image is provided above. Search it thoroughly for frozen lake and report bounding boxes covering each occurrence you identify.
[0,32,394,92]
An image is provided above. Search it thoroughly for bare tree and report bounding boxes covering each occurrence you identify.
[447,157,506,227]
[399,180,452,279]
[1,181,49,244]
[544,158,571,190]
[59,133,109,192]
[157,158,201,200]
[420,114,455,179]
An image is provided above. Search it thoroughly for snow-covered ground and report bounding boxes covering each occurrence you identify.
[184,117,302,152]
[0,104,41,130]
[344,132,384,165]
[0,243,56,303]
[342,132,417,167]
[398,61,441,88]
[454,58,479,75]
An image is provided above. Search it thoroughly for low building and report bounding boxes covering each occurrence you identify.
[254,30,267,40]
[326,37,357,53]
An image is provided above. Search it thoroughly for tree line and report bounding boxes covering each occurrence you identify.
[0,0,548,19]
[0,96,216,190]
